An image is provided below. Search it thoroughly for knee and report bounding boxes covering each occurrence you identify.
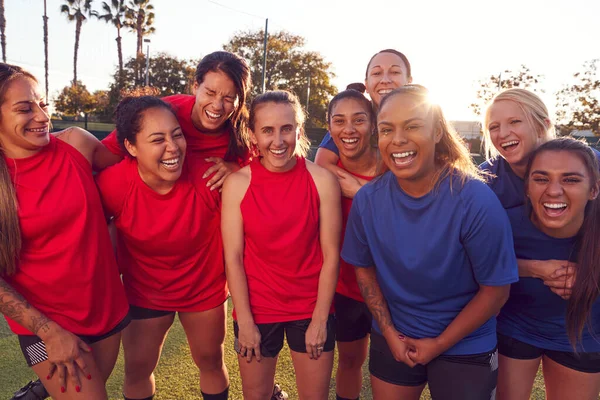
[338,351,365,371]
[124,352,159,379]
[192,347,225,372]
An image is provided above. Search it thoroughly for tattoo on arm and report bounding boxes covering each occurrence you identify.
[355,267,395,333]
[0,278,51,335]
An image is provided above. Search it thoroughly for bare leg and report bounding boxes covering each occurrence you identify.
[370,375,424,400]
[238,354,278,400]
[336,338,369,399]
[543,355,600,400]
[290,349,334,400]
[496,354,540,400]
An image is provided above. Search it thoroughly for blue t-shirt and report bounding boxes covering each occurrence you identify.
[480,148,600,210]
[497,206,600,353]
[318,131,339,156]
[341,171,518,355]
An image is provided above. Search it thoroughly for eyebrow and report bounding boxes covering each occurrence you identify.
[531,170,586,178]
[370,64,404,70]
[332,111,368,119]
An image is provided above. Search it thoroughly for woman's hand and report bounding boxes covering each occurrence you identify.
[544,264,577,300]
[305,318,328,360]
[382,329,416,367]
[336,168,363,199]
[404,336,444,366]
[45,328,92,393]
[204,157,239,191]
[237,321,262,363]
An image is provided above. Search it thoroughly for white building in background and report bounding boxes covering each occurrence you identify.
[570,130,595,137]
[451,121,482,140]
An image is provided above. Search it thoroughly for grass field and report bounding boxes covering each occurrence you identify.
[0,300,560,400]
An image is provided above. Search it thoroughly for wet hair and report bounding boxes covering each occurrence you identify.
[0,63,37,276]
[346,82,366,94]
[327,89,375,128]
[246,90,311,158]
[378,84,486,188]
[482,88,556,162]
[365,49,412,81]
[194,51,251,162]
[524,137,600,348]
[114,96,177,155]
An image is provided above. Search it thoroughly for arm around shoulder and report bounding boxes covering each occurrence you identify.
[55,126,122,170]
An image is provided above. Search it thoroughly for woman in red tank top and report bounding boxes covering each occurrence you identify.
[0,64,129,399]
[328,89,383,400]
[222,90,342,400]
[96,96,230,400]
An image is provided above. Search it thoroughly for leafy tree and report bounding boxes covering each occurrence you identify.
[94,0,127,88]
[556,59,600,135]
[124,0,155,57]
[0,0,6,63]
[60,0,94,86]
[224,30,338,128]
[470,65,544,116]
[54,82,95,118]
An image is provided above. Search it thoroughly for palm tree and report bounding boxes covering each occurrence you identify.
[60,0,93,86]
[43,0,49,101]
[124,0,155,58]
[0,0,7,62]
[94,0,126,88]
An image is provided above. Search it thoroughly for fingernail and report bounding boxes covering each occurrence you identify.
[76,386,81,392]
[399,335,405,340]
[61,387,66,393]
[210,186,215,191]
[87,374,92,380]
[46,375,50,380]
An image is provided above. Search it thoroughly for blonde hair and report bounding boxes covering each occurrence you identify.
[378,85,486,188]
[482,88,555,162]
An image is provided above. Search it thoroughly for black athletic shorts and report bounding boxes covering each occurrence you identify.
[233,315,336,358]
[334,293,372,342]
[369,330,498,400]
[129,304,176,320]
[497,332,600,373]
[18,313,131,367]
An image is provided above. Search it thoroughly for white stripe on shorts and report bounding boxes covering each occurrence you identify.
[26,341,49,366]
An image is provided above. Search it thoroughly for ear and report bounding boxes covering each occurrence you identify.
[433,120,443,144]
[192,81,199,95]
[407,75,413,84]
[124,138,137,158]
[248,130,258,145]
[590,179,600,200]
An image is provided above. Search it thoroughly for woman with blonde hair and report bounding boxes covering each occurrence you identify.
[342,85,518,399]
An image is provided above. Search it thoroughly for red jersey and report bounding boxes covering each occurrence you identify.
[237,157,326,324]
[335,161,375,302]
[95,157,227,312]
[102,94,244,162]
[3,136,129,336]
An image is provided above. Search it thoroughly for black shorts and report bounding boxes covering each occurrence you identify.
[334,293,372,342]
[497,332,600,373]
[18,314,131,367]
[369,330,498,400]
[129,304,176,320]
[233,315,336,358]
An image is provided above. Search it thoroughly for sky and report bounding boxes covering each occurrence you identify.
[5,0,600,121]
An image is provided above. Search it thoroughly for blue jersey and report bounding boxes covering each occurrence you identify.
[341,171,518,355]
[497,206,600,353]
[318,131,339,156]
[481,148,600,210]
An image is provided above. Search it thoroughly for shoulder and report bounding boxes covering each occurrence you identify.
[53,126,99,164]
[306,159,338,187]
[162,94,193,106]
[96,158,134,191]
[222,165,251,201]
[458,177,504,211]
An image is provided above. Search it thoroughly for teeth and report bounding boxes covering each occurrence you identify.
[206,110,222,119]
[161,158,179,166]
[270,148,286,155]
[392,151,416,158]
[341,138,359,144]
[543,203,567,209]
[378,89,393,95]
[501,140,519,148]
[27,127,48,132]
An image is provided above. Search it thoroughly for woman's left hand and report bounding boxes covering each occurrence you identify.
[403,337,444,366]
[203,157,239,191]
[305,318,328,360]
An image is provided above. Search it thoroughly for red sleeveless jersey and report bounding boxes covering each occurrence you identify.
[3,136,129,335]
[95,157,227,311]
[335,160,375,302]
[236,157,326,324]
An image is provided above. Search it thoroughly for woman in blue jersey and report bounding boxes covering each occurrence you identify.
[342,85,518,400]
[496,137,600,400]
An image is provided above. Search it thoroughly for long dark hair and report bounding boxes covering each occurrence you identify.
[194,51,251,161]
[525,137,600,347]
[0,63,37,276]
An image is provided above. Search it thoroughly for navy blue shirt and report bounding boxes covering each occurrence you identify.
[497,206,600,352]
[318,131,339,156]
[341,171,518,355]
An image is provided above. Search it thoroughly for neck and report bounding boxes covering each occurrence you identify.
[137,165,176,195]
[340,147,378,177]
[396,164,440,198]
[509,160,528,179]
[0,139,43,160]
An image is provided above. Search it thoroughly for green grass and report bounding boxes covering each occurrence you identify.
[0,301,566,399]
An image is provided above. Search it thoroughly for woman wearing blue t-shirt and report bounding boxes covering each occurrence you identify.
[342,85,518,400]
[496,137,600,399]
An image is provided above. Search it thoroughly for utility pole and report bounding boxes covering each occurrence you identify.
[144,38,151,86]
[261,18,268,93]
[43,0,49,103]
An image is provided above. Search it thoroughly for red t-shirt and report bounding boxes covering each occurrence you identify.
[335,161,375,302]
[95,157,227,311]
[237,157,327,324]
[102,94,242,162]
[3,136,129,336]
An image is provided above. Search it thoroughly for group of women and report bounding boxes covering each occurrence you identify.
[0,46,598,400]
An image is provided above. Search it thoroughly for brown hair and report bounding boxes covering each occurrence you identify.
[0,63,37,276]
[525,137,600,347]
[246,90,311,158]
[378,85,486,189]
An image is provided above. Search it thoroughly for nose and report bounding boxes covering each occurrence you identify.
[546,180,564,197]
[34,104,50,123]
[498,124,511,139]
[381,71,392,84]
[165,136,180,153]
[391,128,408,146]
[273,131,284,147]
[342,121,356,134]
[213,97,225,112]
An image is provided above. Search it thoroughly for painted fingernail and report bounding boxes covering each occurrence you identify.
[76,385,81,392]
[46,375,50,380]
[398,335,405,340]
[60,387,66,393]
[87,374,92,380]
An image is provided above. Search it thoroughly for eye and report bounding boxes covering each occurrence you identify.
[488,124,499,132]
[174,132,184,138]
[532,177,548,183]
[354,118,365,124]
[224,97,234,104]
[283,126,294,133]
[333,119,344,125]
[18,108,32,113]
[152,138,165,143]
[262,127,273,134]
[379,128,391,135]
[406,125,421,131]
[564,178,582,184]
[371,71,381,76]
[40,102,49,109]
[510,119,521,125]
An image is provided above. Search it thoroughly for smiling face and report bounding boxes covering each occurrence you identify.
[191,70,239,133]
[0,77,50,158]
[527,150,599,238]
[487,100,544,174]
[365,52,411,108]
[377,93,442,195]
[124,106,187,194]
[329,98,373,161]
[250,102,299,173]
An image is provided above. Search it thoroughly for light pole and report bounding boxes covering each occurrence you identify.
[144,38,151,86]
